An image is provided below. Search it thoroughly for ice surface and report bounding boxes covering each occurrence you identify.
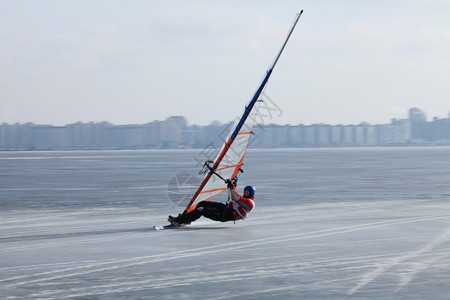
[1,199,449,299]
[1,148,450,299]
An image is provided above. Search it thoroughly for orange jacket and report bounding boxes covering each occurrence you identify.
[229,187,255,220]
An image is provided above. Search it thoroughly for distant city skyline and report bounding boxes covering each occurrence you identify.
[2,106,449,127]
[1,1,450,126]
[1,107,449,151]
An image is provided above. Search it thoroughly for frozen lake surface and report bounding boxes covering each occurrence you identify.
[1,148,450,299]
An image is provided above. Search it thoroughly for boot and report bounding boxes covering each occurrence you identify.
[168,213,191,226]
[168,214,182,226]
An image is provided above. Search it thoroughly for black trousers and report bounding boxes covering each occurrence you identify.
[179,201,235,223]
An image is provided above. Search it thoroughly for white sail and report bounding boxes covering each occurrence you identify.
[185,11,302,213]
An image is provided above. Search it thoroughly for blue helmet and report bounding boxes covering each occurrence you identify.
[244,185,255,198]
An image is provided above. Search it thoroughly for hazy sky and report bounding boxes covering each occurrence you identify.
[1,0,449,126]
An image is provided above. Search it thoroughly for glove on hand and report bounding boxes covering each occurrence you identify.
[226,179,234,189]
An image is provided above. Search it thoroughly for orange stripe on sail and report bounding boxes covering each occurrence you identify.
[216,164,243,172]
[186,203,198,213]
[200,187,227,194]
[186,188,226,213]
[232,146,248,179]
[238,131,252,135]
[203,194,222,202]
